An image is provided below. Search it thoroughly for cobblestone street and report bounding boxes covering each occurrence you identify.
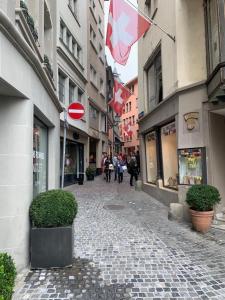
[13,175,225,300]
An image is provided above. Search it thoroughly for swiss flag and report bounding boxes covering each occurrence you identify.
[106,0,151,65]
[124,122,133,137]
[109,79,131,116]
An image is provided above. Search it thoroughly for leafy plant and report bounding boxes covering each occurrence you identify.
[20,1,38,42]
[44,55,53,78]
[85,166,96,177]
[0,253,16,300]
[186,185,221,212]
[30,190,78,228]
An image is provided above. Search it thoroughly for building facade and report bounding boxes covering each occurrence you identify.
[138,0,225,216]
[120,77,139,155]
[0,0,61,270]
[57,0,89,186]
[87,0,108,174]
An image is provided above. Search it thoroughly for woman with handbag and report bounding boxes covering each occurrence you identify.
[104,155,113,183]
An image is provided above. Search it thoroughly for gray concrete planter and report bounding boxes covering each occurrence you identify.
[30,225,73,269]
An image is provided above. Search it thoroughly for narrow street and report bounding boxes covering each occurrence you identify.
[12,175,225,300]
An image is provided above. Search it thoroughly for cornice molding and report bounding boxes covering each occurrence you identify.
[0,9,62,112]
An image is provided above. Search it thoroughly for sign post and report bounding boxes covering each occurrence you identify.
[61,108,67,189]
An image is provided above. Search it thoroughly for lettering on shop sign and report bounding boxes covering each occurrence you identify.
[184,112,200,133]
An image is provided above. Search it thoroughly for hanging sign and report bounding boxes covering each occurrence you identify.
[68,102,85,120]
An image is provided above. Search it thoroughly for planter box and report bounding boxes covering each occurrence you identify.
[30,225,73,269]
[86,175,95,181]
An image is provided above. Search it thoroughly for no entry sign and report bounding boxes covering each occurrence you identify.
[68,102,85,120]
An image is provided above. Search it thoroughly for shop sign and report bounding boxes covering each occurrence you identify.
[184,112,199,132]
[68,102,85,120]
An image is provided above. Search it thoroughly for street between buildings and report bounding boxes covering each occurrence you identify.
[13,175,225,300]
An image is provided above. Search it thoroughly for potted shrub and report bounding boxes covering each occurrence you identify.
[0,253,16,300]
[29,189,78,269]
[186,184,221,233]
[85,166,96,181]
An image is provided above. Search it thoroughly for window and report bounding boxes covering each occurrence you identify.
[145,0,158,18]
[90,26,97,48]
[161,122,178,189]
[99,44,104,63]
[90,65,97,86]
[66,31,71,48]
[207,0,220,72]
[77,45,82,63]
[78,88,83,103]
[60,21,65,40]
[58,72,66,103]
[90,105,98,119]
[145,132,157,184]
[33,118,48,197]
[126,103,129,113]
[146,50,163,110]
[100,78,104,95]
[129,102,131,111]
[69,81,75,104]
[132,115,135,124]
[90,0,96,11]
[130,85,134,94]
[69,0,78,17]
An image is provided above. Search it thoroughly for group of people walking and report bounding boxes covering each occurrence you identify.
[102,151,140,186]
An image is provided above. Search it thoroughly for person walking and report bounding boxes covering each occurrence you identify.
[112,153,118,181]
[128,154,138,186]
[104,155,113,183]
[117,156,125,184]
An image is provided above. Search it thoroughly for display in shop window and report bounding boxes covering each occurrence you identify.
[178,147,206,185]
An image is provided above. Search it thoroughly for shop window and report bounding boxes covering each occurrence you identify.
[69,0,78,17]
[178,148,206,185]
[161,122,178,189]
[145,131,157,184]
[33,118,48,197]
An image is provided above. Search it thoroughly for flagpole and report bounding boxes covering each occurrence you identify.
[125,0,176,43]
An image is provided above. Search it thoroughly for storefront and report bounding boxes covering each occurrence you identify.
[60,139,84,186]
[33,118,48,197]
[145,121,178,190]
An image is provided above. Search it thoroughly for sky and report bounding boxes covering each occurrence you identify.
[104,0,138,84]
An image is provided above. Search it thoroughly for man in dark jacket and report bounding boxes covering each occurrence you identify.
[128,155,138,186]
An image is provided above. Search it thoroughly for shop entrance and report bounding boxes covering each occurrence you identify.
[60,140,84,187]
[209,111,225,210]
[89,138,97,169]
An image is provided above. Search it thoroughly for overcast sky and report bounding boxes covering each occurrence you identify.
[104,0,138,84]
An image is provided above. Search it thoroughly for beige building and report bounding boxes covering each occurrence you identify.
[138,0,225,219]
[0,0,62,270]
[87,0,108,174]
[57,0,89,186]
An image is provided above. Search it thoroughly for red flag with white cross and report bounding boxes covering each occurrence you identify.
[106,0,151,65]
[124,122,133,137]
[109,79,131,116]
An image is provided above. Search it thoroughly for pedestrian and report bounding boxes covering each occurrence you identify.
[104,155,113,183]
[117,156,125,183]
[128,154,138,186]
[112,153,118,181]
[136,150,140,174]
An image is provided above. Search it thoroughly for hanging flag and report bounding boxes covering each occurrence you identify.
[109,79,131,116]
[124,122,133,137]
[106,0,151,65]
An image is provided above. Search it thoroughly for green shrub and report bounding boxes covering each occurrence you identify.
[186,184,221,211]
[85,166,96,177]
[0,253,16,300]
[30,190,78,228]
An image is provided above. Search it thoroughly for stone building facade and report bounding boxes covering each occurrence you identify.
[120,77,139,155]
[57,0,89,186]
[138,0,225,219]
[0,0,62,270]
[87,0,108,174]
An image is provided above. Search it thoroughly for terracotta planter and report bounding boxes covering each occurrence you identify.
[190,209,214,233]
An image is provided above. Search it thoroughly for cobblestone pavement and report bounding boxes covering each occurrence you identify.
[13,175,225,300]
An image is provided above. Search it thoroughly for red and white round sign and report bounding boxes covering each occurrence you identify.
[68,102,85,120]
